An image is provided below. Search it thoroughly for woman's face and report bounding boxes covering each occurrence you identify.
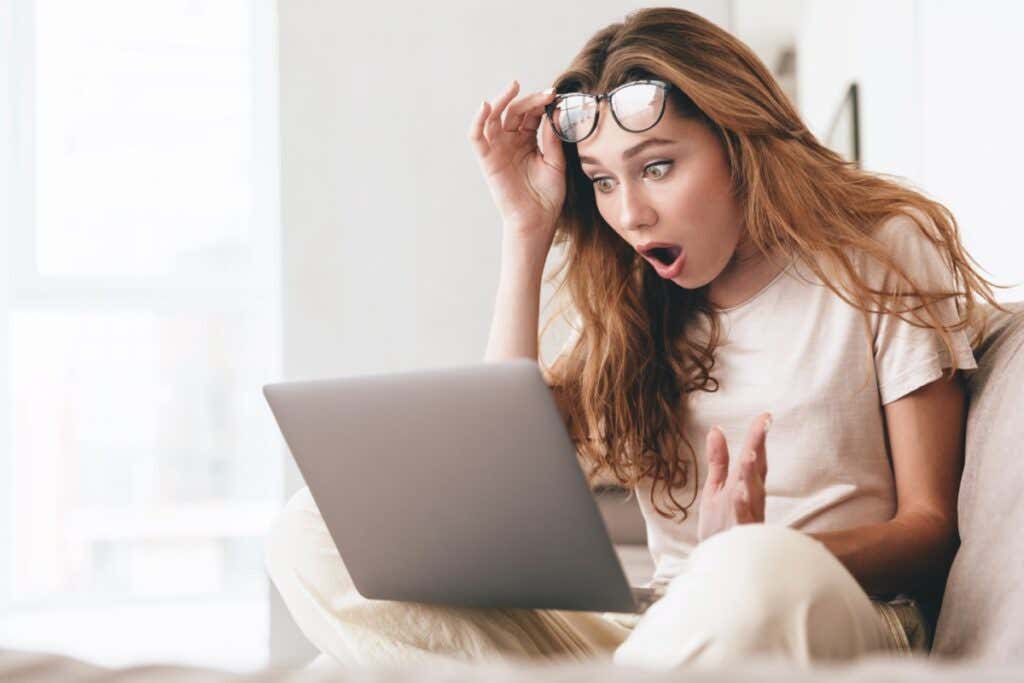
[575,99,746,291]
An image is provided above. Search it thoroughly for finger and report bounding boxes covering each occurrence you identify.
[741,450,766,522]
[740,412,771,482]
[483,80,520,144]
[468,100,492,159]
[520,89,557,132]
[538,111,566,173]
[504,88,557,132]
[732,485,753,524]
[757,412,771,481]
[738,411,767,462]
[703,426,729,493]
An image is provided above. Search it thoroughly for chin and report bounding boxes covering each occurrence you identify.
[669,269,709,289]
[669,275,698,289]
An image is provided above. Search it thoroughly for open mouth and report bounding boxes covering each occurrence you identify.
[648,245,682,266]
[639,242,686,279]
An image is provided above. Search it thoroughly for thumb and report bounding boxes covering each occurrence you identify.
[539,112,566,173]
[704,426,729,493]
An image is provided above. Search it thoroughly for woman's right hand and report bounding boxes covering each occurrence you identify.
[468,79,567,250]
[696,413,772,544]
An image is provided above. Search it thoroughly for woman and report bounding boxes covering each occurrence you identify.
[266,6,1010,671]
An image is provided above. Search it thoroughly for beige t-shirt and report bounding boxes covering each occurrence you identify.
[634,212,978,597]
[556,211,978,598]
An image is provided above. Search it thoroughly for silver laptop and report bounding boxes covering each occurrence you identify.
[262,358,660,614]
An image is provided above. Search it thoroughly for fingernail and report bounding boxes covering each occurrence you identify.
[713,425,724,436]
[763,415,772,433]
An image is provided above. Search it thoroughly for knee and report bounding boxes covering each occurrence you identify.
[688,525,881,655]
[615,525,885,669]
[685,523,854,604]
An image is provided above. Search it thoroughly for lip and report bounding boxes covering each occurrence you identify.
[637,242,686,279]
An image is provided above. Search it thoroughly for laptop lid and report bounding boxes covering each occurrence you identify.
[263,358,642,613]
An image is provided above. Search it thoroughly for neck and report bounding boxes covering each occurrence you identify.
[707,243,788,310]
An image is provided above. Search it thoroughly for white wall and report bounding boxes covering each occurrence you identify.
[732,0,806,82]
[918,1,1024,302]
[797,0,921,183]
[797,0,1023,302]
[272,0,731,666]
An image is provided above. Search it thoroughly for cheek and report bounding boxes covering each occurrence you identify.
[671,171,741,266]
[678,160,733,212]
[664,176,729,240]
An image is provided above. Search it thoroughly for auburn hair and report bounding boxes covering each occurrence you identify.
[538,6,1012,522]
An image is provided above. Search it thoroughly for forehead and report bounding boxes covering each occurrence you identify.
[576,105,697,167]
[577,137,678,167]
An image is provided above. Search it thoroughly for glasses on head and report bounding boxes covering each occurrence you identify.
[544,79,672,144]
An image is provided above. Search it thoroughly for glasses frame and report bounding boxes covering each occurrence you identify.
[543,79,672,144]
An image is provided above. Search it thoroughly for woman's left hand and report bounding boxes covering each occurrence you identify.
[696,412,772,543]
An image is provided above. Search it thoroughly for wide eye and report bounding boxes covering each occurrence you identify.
[590,161,673,194]
[646,161,672,178]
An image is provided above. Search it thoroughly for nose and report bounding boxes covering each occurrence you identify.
[618,183,657,233]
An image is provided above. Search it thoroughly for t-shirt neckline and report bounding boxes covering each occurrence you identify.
[711,256,796,314]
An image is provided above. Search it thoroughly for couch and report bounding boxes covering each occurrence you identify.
[2,301,1021,681]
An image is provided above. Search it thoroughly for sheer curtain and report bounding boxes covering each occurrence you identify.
[0,0,282,672]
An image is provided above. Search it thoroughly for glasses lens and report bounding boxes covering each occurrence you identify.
[611,82,665,132]
[551,94,597,143]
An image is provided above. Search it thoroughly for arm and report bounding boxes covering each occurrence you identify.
[808,369,967,598]
[484,233,549,363]
[485,232,575,426]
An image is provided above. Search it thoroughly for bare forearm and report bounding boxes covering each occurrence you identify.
[484,233,550,363]
[807,512,958,598]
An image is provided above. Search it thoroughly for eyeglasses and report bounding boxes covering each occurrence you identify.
[544,79,672,144]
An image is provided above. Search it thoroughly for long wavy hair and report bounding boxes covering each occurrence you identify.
[538,6,1013,522]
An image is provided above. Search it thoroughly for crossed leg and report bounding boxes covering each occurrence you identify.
[266,486,894,670]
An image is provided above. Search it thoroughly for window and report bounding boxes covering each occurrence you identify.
[0,0,281,671]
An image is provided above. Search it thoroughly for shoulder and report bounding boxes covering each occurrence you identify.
[856,207,955,291]
[870,207,942,254]
[787,208,942,290]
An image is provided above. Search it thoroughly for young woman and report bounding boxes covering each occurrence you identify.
[266,7,1010,671]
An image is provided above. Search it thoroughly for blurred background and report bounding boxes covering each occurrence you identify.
[0,0,1020,674]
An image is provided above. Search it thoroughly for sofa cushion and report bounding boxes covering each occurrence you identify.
[932,301,1024,660]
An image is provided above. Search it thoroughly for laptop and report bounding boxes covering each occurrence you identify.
[262,358,660,615]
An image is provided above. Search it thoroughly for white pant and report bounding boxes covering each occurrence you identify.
[265,486,919,671]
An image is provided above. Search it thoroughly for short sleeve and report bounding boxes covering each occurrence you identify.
[559,310,583,354]
[866,212,978,405]
[541,310,583,384]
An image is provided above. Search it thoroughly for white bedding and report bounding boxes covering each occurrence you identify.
[2,646,1020,683]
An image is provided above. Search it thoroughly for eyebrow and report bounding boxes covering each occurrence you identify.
[578,138,678,167]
